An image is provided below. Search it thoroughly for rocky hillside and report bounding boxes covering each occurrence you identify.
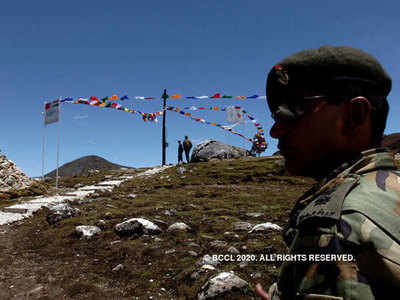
[45,155,132,178]
[0,156,317,299]
[0,154,33,192]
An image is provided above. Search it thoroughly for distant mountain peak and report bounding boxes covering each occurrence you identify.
[45,155,132,178]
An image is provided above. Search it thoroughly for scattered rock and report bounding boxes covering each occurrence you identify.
[27,285,45,297]
[167,222,192,232]
[223,232,240,240]
[188,242,201,248]
[165,249,176,254]
[200,264,216,270]
[245,212,263,218]
[233,221,253,232]
[196,255,220,267]
[114,218,162,237]
[227,246,240,254]
[128,193,137,198]
[177,166,186,174]
[112,264,124,272]
[46,203,80,225]
[210,240,228,249]
[75,225,101,238]
[188,250,198,257]
[198,271,250,299]
[249,222,282,233]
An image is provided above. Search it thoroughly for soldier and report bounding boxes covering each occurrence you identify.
[256,46,400,299]
[177,140,183,164]
[183,135,192,163]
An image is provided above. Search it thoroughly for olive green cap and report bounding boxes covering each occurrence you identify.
[266,46,392,112]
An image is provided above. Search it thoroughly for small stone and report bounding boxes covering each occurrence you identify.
[198,271,249,299]
[188,242,200,247]
[245,212,263,218]
[114,218,162,237]
[227,246,240,254]
[165,249,176,254]
[249,222,282,233]
[75,225,101,238]
[167,222,192,232]
[200,264,216,270]
[196,254,220,267]
[188,250,198,257]
[233,221,253,232]
[239,261,248,268]
[112,264,124,272]
[210,240,228,249]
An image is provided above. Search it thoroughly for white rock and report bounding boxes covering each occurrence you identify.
[198,271,249,299]
[167,222,191,232]
[196,254,220,267]
[75,225,101,238]
[112,264,124,272]
[227,246,240,254]
[249,222,282,233]
[114,218,162,237]
[200,264,216,270]
[233,221,253,232]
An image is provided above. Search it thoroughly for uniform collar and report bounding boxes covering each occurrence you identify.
[318,147,396,188]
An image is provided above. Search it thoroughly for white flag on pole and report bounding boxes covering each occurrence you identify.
[226,106,244,124]
[44,101,60,125]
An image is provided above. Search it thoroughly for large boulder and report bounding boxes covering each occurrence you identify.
[190,140,250,163]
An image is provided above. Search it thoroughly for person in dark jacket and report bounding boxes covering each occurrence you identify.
[177,140,183,164]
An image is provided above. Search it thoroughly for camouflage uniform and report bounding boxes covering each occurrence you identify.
[270,148,400,300]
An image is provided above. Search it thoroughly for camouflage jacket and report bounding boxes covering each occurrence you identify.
[271,148,400,300]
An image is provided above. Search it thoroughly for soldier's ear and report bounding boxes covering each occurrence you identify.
[342,97,371,135]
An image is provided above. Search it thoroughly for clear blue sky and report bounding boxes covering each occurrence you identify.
[1,0,399,177]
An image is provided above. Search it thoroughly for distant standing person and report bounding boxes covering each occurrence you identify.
[177,140,183,164]
[183,136,192,163]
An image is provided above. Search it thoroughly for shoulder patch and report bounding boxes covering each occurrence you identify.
[297,179,359,227]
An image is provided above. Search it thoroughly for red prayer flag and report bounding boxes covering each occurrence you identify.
[210,93,221,98]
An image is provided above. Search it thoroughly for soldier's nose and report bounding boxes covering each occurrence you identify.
[270,121,287,139]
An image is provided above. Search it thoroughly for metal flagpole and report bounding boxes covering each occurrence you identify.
[42,103,46,181]
[55,98,61,189]
[162,89,168,166]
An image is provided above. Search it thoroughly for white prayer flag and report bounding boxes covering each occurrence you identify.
[44,101,60,125]
[226,106,244,124]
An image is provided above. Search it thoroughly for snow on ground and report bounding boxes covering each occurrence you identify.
[0,165,172,226]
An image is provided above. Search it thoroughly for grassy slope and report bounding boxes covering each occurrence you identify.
[2,157,316,299]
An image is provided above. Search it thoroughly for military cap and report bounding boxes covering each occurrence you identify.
[266,45,392,113]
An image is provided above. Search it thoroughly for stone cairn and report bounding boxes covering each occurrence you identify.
[0,154,33,192]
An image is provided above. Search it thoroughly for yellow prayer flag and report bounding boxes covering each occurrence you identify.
[170,94,182,99]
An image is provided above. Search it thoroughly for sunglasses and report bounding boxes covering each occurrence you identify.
[271,95,328,122]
